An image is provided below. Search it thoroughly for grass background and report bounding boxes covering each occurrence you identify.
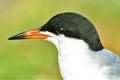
[0,0,120,80]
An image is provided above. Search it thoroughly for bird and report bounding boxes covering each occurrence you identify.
[8,12,120,80]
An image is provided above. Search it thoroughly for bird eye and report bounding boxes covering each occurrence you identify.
[58,27,65,33]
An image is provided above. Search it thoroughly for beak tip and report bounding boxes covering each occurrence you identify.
[8,32,25,40]
[8,37,13,40]
[8,36,19,40]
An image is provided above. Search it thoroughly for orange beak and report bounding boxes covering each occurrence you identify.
[8,29,51,40]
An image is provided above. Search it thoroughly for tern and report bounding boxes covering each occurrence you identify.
[8,12,120,80]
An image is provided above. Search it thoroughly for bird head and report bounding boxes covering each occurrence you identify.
[8,12,103,51]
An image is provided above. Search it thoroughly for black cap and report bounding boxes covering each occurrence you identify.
[40,12,104,51]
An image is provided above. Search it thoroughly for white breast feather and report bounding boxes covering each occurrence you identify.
[57,35,108,80]
[44,32,108,80]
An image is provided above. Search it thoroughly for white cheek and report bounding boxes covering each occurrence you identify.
[40,31,60,51]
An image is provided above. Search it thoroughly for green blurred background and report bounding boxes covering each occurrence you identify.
[0,0,120,80]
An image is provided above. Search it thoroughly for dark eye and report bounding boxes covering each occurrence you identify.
[58,27,65,33]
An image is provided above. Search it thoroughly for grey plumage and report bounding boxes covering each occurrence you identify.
[95,49,120,80]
